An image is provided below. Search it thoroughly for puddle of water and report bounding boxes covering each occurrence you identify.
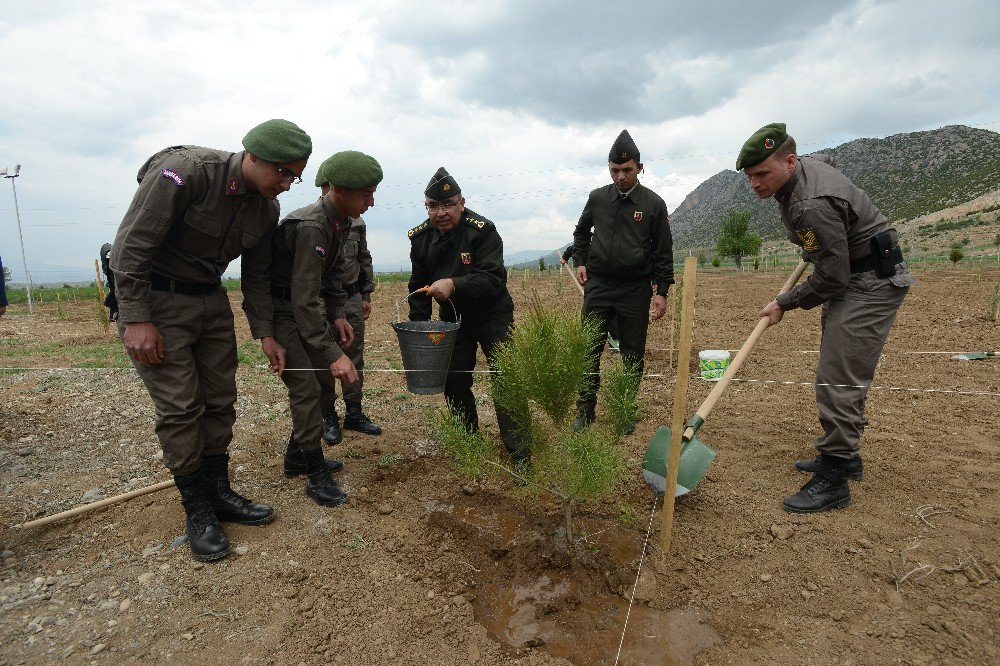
[475,574,722,666]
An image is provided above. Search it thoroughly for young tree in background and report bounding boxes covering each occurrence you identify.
[716,210,762,270]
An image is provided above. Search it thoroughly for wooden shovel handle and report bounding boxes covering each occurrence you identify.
[560,260,585,295]
[683,260,808,437]
[18,479,176,530]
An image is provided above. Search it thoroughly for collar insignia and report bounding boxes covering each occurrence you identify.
[226,176,239,195]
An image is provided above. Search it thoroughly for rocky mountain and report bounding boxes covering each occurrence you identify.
[669,125,1000,250]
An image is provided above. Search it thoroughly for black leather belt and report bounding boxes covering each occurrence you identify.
[149,273,220,295]
[850,246,903,274]
[270,285,293,301]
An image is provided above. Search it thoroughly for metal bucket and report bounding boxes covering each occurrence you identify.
[392,291,461,395]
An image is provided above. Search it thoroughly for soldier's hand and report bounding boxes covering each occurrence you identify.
[651,294,667,320]
[329,355,358,384]
[425,278,455,301]
[123,321,164,365]
[362,300,371,320]
[260,336,286,376]
[576,266,588,285]
[334,317,355,349]
[760,299,784,326]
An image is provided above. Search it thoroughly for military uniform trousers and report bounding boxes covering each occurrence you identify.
[577,275,652,413]
[339,293,367,402]
[123,289,237,477]
[272,297,337,452]
[445,314,523,454]
[814,266,913,459]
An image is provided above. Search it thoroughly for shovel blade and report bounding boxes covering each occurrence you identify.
[642,426,717,497]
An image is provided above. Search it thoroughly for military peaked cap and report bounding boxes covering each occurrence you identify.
[609,129,640,165]
[424,166,461,201]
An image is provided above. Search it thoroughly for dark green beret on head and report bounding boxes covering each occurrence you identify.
[318,151,383,190]
[736,123,787,170]
[242,119,312,163]
[424,166,461,201]
[609,129,640,165]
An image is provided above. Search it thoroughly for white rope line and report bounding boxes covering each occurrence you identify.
[615,498,660,666]
[2,367,997,398]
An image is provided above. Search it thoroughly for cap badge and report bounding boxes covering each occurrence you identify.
[621,151,628,160]
[764,137,775,150]
[226,176,239,195]
[633,211,643,223]
[161,169,185,187]
[443,183,451,191]
[460,252,471,265]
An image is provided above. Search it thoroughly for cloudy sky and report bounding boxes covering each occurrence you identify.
[1,0,997,280]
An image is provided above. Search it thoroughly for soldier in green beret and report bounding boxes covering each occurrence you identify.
[110,118,312,561]
[572,129,674,433]
[738,123,915,513]
[267,150,384,507]
[407,167,525,461]
[314,157,382,446]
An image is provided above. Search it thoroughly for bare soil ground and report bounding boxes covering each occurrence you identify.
[1,266,998,665]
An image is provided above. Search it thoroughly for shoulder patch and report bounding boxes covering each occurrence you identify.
[161,168,185,187]
[408,222,429,238]
[795,227,821,252]
[465,216,486,230]
[314,245,327,258]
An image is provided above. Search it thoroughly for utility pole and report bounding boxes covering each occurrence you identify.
[1,164,33,313]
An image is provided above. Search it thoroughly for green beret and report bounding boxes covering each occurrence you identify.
[424,166,461,200]
[609,129,639,165]
[736,123,787,170]
[242,119,312,164]
[318,150,383,190]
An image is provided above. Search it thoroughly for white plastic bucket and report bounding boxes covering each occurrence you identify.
[698,350,731,381]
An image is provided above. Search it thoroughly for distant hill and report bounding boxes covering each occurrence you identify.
[669,125,1000,250]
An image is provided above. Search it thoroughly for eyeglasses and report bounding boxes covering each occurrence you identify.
[272,163,302,185]
[425,199,460,213]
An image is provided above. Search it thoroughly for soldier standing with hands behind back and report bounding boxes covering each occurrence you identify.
[738,123,914,513]
[111,119,312,562]
[572,130,674,433]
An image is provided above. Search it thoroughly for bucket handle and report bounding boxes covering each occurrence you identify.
[395,286,460,325]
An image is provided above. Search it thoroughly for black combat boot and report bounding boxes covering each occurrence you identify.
[322,405,343,445]
[283,435,343,477]
[174,471,231,562]
[343,400,382,435]
[303,447,349,507]
[782,455,852,513]
[572,407,595,432]
[795,454,863,480]
[202,454,275,525]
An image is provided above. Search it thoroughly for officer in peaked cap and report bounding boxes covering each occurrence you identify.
[407,167,526,461]
[572,129,675,433]
[111,119,312,562]
[738,123,915,514]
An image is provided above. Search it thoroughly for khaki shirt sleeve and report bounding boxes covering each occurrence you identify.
[291,224,344,364]
[240,224,275,339]
[357,224,375,301]
[110,158,196,323]
[776,204,850,311]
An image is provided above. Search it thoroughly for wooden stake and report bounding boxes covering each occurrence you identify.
[560,260,585,296]
[666,286,676,370]
[94,259,109,335]
[18,479,175,530]
[660,257,697,550]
